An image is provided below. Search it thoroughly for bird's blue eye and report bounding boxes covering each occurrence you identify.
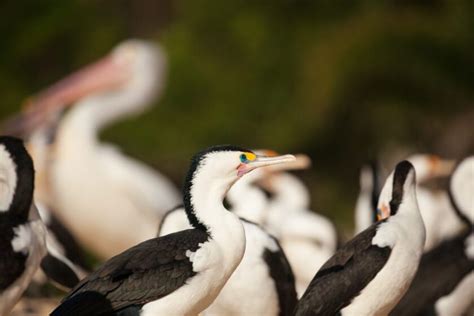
[240,154,247,163]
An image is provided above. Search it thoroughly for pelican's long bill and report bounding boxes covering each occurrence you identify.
[2,52,131,136]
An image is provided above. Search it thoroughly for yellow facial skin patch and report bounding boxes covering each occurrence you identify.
[244,152,256,161]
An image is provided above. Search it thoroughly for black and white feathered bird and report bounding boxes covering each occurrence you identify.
[0,136,47,315]
[159,206,298,316]
[3,108,90,290]
[295,160,426,316]
[51,146,295,315]
[391,156,474,316]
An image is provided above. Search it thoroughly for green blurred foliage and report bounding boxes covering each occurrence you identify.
[1,0,472,232]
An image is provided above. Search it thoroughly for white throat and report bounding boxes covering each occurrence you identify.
[0,145,17,212]
[189,170,240,232]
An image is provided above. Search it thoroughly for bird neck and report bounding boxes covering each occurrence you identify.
[56,85,153,148]
[183,166,243,238]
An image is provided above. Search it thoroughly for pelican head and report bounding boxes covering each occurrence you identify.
[3,39,166,135]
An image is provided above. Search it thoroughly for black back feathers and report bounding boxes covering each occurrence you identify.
[294,223,391,316]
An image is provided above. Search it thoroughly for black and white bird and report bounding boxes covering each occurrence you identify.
[51,146,295,315]
[295,160,426,316]
[0,136,47,315]
[391,156,474,316]
[3,119,89,292]
[354,161,382,234]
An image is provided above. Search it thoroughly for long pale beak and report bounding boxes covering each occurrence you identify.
[2,53,130,136]
[237,154,296,177]
[267,154,311,171]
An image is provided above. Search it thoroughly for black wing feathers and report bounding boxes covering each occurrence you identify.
[295,224,391,316]
[0,220,27,290]
[51,229,208,316]
[263,237,298,316]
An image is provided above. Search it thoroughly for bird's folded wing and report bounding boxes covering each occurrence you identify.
[52,229,208,315]
[296,224,391,316]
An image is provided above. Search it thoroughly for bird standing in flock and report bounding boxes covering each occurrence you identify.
[295,161,426,315]
[0,39,472,316]
[51,146,295,315]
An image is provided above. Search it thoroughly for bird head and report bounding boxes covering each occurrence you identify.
[376,160,417,221]
[0,136,34,218]
[2,39,165,136]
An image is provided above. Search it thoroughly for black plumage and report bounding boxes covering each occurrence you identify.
[47,210,91,270]
[263,236,298,316]
[40,253,81,289]
[51,229,209,315]
[368,160,381,223]
[0,136,35,290]
[389,160,412,216]
[294,222,391,316]
[390,229,474,316]
[0,217,28,291]
[0,136,35,219]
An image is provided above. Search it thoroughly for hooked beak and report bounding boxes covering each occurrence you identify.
[2,53,130,136]
[237,154,296,177]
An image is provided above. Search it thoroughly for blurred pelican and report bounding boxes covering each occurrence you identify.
[13,40,180,259]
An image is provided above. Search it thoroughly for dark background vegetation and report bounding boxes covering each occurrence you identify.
[1,0,472,231]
